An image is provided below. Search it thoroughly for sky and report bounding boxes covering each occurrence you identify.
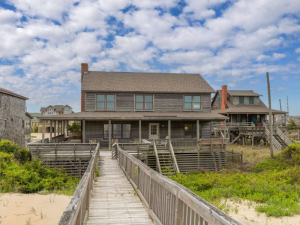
[0,0,299,115]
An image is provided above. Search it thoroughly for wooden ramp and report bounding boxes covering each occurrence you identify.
[86,151,153,225]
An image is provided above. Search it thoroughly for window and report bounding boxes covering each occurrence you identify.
[184,123,201,138]
[64,108,71,114]
[239,97,244,105]
[184,96,201,110]
[249,97,254,104]
[47,108,53,115]
[135,95,153,110]
[104,124,131,138]
[97,94,115,110]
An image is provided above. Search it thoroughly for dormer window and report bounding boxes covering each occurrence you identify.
[184,95,201,110]
[249,97,254,104]
[47,108,54,115]
[64,107,71,114]
[239,97,244,105]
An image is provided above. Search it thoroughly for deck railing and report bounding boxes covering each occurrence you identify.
[276,127,293,146]
[212,121,254,128]
[57,143,100,225]
[171,139,198,149]
[52,134,65,143]
[114,144,241,225]
[168,139,180,173]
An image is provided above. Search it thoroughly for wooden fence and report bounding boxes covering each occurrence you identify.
[57,143,100,225]
[115,144,241,225]
[28,143,98,177]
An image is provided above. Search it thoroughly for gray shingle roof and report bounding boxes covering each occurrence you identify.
[82,71,215,93]
[212,100,286,114]
[0,87,28,100]
[40,105,73,112]
[38,111,228,120]
[227,90,262,97]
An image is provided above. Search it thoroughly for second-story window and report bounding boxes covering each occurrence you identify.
[47,108,53,115]
[97,94,115,110]
[239,96,244,105]
[64,108,71,114]
[249,96,254,104]
[135,95,153,110]
[184,96,201,110]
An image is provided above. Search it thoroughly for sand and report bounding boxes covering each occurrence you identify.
[226,200,300,225]
[0,193,71,225]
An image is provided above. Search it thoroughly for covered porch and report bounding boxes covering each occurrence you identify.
[39,111,228,150]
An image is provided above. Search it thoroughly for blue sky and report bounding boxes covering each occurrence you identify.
[0,0,299,115]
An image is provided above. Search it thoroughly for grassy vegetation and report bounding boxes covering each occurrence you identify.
[0,140,79,195]
[170,144,300,217]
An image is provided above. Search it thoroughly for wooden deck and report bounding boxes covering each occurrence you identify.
[87,151,153,225]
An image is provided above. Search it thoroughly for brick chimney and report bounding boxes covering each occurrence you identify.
[81,63,88,112]
[221,85,227,109]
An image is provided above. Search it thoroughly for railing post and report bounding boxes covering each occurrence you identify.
[175,189,183,225]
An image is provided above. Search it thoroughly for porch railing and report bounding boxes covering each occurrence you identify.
[212,121,254,128]
[114,144,241,225]
[168,139,180,173]
[57,143,100,225]
[52,134,65,143]
[153,141,162,174]
[171,139,198,149]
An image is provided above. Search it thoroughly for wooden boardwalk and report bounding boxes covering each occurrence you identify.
[87,151,154,225]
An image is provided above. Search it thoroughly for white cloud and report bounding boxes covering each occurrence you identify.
[256,53,286,61]
[278,87,287,91]
[295,48,300,53]
[282,76,289,81]
[250,80,260,84]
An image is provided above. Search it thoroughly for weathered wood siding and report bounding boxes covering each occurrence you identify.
[85,92,212,112]
[211,91,221,110]
[85,120,211,147]
[0,93,27,148]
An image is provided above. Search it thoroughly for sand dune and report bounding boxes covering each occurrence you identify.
[0,193,70,225]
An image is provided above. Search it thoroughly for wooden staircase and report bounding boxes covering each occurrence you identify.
[273,134,288,149]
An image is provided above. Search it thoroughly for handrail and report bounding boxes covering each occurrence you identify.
[57,143,100,225]
[265,127,282,150]
[212,121,254,128]
[153,141,162,174]
[251,122,255,127]
[114,144,241,225]
[276,127,293,146]
[168,139,180,173]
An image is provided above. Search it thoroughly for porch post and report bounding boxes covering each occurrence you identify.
[196,120,199,140]
[139,120,141,143]
[82,120,86,143]
[42,120,45,143]
[50,120,52,143]
[65,120,68,136]
[247,114,248,123]
[168,120,171,141]
[61,121,63,134]
[223,119,226,139]
[54,120,56,136]
[109,120,111,150]
[63,120,65,136]
[58,121,60,135]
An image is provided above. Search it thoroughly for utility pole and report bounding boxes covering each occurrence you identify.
[267,72,274,158]
[279,99,282,111]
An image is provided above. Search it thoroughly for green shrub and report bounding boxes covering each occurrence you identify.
[0,140,79,195]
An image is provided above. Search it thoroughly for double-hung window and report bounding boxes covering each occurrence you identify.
[184,96,201,110]
[96,94,115,110]
[104,124,131,139]
[47,108,53,115]
[135,95,153,110]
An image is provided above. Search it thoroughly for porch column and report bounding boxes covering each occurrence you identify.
[109,120,111,150]
[65,120,68,136]
[50,120,53,143]
[61,121,63,134]
[247,114,249,123]
[62,120,65,136]
[223,119,226,139]
[196,120,199,140]
[168,120,171,141]
[58,121,60,135]
[54,120,56,136]
[82,120,86,143]
[42,120,45,143]
[139,120,141,143]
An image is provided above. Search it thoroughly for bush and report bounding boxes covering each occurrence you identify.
[0,140,79,194]
[287,119,297,131]
[68,122,81,132]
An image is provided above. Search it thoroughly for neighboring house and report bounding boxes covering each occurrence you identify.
[30,112,41,131]
[25,112,33,146]
[0,87,31,148]
[39,105,74,133]
[211,85,286,126]
[40,63,227,147]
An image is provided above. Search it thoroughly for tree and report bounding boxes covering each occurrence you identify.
[33,124,38,133]
[287,119,297,131]
[68,122,81,132]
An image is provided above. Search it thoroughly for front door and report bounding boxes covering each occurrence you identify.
[252,114,257,126]
[149,123,160,140]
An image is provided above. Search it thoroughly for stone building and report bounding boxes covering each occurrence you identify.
[0,87,31,148]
